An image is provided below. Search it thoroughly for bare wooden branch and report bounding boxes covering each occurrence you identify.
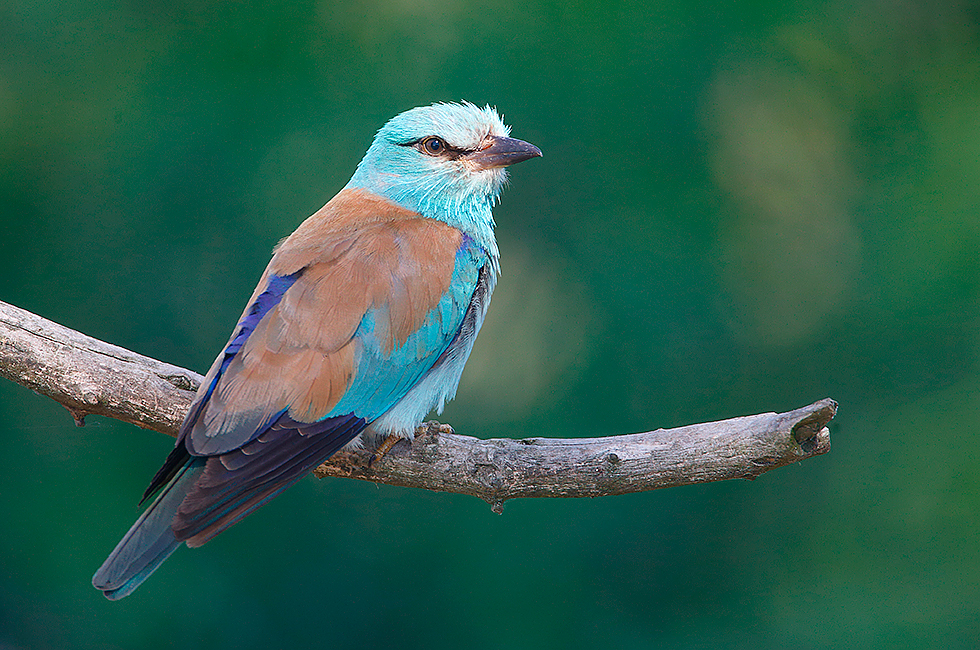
[0,300,201,434]
[0,299,833,510]
[316,401,834,512]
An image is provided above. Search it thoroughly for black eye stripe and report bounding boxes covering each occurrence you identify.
[399,136,470,158]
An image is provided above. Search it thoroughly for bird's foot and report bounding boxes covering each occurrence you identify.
[368,433,402,467]
[417,420,454,437]
[368,422,454,466]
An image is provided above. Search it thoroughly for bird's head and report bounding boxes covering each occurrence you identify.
[346,102,541,242]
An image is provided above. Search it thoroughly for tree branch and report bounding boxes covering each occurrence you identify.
[0,299,833,511]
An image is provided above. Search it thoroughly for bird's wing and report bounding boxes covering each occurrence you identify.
[186,188,477,452]
[144,189,486,544]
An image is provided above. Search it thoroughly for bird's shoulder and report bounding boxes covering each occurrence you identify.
[268,187,466,277]
[259,187,485,357]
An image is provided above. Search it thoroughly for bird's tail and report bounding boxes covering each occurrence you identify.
[92,459,205,600]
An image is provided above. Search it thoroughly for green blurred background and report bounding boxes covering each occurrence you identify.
[2,0,979,647]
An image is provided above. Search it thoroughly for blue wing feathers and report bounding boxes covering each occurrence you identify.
[172,414,367,544]
[95,414,367,598]
[95,233,493,599]
[328,240,484,423]
[225,271,303,358]
[93,459,205,599]
[139,272,302,503]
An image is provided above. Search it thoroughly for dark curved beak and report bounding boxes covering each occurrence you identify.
[464,136,542,170]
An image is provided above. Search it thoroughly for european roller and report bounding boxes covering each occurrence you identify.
[92,102,541,599]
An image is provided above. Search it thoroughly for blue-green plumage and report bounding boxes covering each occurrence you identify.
[332,235,490,424]
[92,102,540,599]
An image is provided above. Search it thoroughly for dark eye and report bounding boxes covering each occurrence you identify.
[420,136,444,155]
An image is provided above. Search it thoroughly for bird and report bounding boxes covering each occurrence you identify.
[92,102,541,600]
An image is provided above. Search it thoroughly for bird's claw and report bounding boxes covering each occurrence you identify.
[417,420,454,437]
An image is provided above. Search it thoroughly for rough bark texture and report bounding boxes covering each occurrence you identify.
[0,299,833,510]
[0,300,201,431]
[316,402,834,512]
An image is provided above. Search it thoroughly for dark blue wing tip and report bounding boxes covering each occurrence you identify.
[225,270,303,358]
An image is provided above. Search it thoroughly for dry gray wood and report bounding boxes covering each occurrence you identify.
[0,299,833,511]
[0,300,201,432]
